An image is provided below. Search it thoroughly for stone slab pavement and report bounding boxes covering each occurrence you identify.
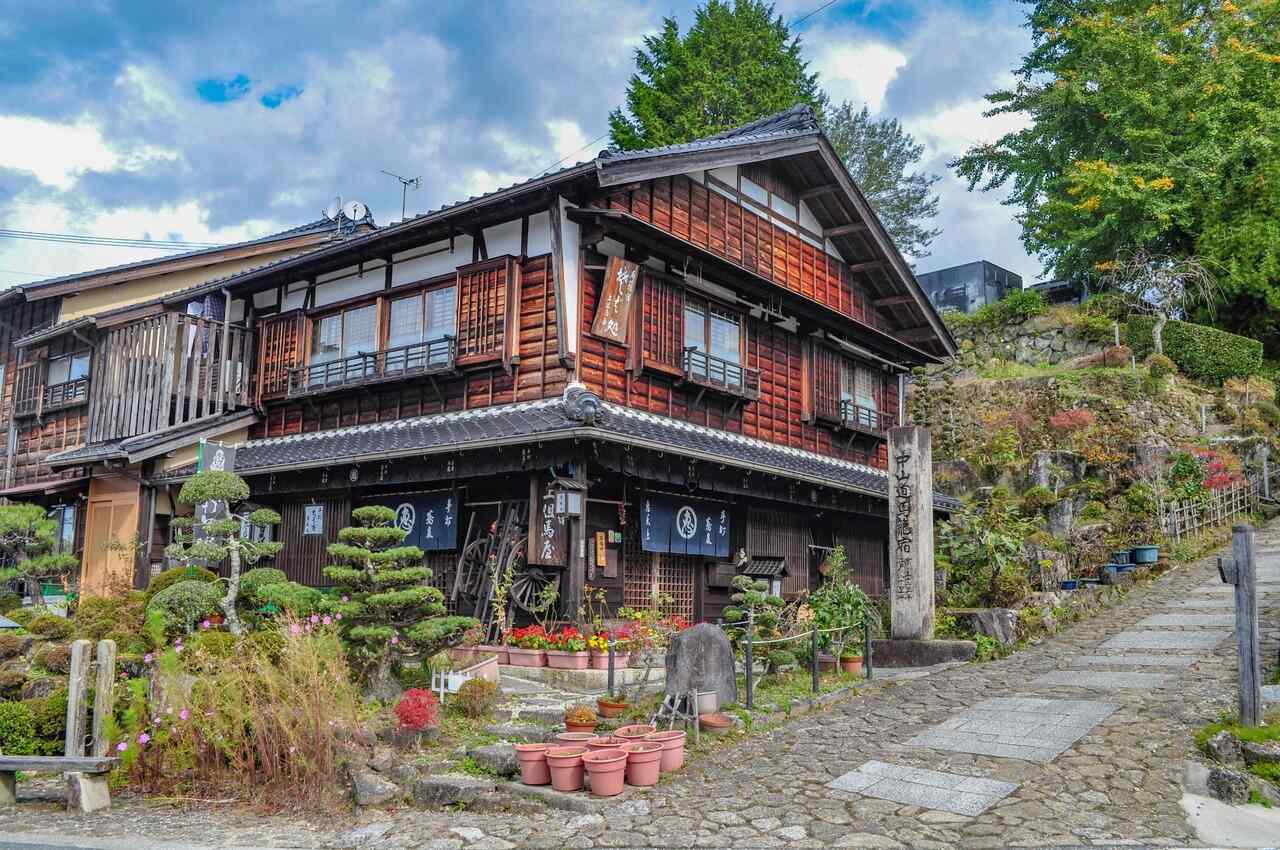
[0,526,1277,849]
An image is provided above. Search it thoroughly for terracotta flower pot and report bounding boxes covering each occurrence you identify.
[596,697,628,718]
[206,612,225,626]
[564,720,597,735]
[614,724,656,743]
[644,729,686,773]
[450,647,477,664]
[555,731,596,746]
[513,743,551,786]
[546,650,590,670]
[545,746,587,792]
[581,748,628,797]
[589,651,610,670]
[817,653,837,672]
[586,736,621,751]
[506,647,547,667]
[699,712,734,733]
[839,656,864,675]
[477,644,509,665]
[620,741,662,786]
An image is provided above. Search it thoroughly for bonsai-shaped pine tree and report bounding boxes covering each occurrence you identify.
[723,574,789,672]
[166,470,283,635]
[0,503,80,606]
[324,506,475,698]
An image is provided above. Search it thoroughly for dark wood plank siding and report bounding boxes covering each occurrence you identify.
[598,175,883,330]
[256,254,566,438]
[579,259,888,469]
[272,495,349,585]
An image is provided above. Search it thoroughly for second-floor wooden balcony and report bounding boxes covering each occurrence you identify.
[12,377,90,418]
[681,347,761,403]
[287,337,457,398]
[838,399,896,436]
[88,313,254,444]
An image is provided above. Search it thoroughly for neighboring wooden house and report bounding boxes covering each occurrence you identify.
[0,215,370,593]
[130,105,958,623]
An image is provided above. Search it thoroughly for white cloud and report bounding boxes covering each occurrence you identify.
[0,116,120,189]
[811,41,907,113]
[905,97,1032,162]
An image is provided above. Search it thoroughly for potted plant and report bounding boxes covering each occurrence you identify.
[545,626,590,669]
[546,746,587,792]
[619,741,662,786]
[563,703,598,734]
[507,625,549,667]
[839,649,864,675]
[581,747,627,797]
[597,693,629,718]
[588,630,613,670]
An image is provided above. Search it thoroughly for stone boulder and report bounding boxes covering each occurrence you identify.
[959,609,1019,646]
[21,674,66,701]
[468,743,518,777]
[665,622,736,708]
[1047,499,1075,538]
[483,722,551,743]
[1242,741,1280,768]
[411,776,494,808]
[1204,730,1242,764]
[351,768,402,807]
[1207,766,1251,805]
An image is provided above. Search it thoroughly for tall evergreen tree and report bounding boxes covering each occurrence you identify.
[823,101,942,259]
[608,0,822,150]
[953,0,1280,347]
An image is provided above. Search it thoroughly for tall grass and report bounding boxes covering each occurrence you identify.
[122,620,360,809]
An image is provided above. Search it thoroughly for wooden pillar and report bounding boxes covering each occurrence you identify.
[888,426,935,640]
[64,640,92,757]
[563,464,588,620]
[90,640,117,758]
[1230,525,1262,726]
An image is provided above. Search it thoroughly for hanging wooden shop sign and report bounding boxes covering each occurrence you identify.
[365,491,458,551]
[528,475,568,566]
[590,256,640,344]
[641,492,730,558]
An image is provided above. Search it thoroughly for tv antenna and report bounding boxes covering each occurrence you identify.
[380,170,422,221]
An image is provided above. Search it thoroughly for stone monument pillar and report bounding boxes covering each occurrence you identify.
[888,425,935,640]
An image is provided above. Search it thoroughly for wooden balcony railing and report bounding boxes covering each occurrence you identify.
[681,347,761,402]
[287,337,457,398]
[838,399,895,436]
[13,377,91,418]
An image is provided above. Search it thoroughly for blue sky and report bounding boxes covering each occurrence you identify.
[0,0,1038,289]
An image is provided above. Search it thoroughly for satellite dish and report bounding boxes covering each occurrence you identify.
[324,197,342,220]
[344,200,368,221]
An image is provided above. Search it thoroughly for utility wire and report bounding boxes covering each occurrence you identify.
[532,130,610,179]
[0,228,224,251]
[792,0,840,26]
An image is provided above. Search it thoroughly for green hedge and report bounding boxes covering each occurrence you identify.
[1126,316,1262,384]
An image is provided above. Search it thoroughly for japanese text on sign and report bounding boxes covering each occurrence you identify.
[589,256,640,344]
[641,492,730,557]
[893,449,914,601]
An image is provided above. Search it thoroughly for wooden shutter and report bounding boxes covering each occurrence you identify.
[808,344,842,424]
[257,311,304,402]
[632,271,684,376]
[455,256,515,368]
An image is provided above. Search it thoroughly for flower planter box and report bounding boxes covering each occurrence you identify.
[476,644,509,665]
[1131,545,1159,564]
[546,650,590,670]
[507,647,547,667]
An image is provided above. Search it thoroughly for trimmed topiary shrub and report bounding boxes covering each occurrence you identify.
[0,669,26,699]
[1080,500,1107,521]
[186,629,238,660]
[6,608,36,628]
[147,580,222,635]
[33,642,71,674]
[74,593,146,642]
[1145,353,1177,381]
[0,632,27,660]
[143,565,219,608]
[1020,485,1057,516]
[255,581,322,617]
[1127,317,1262,384]
[23,686,67,755]
[454,677,500,719]
[0,700,36,755]
[27,614,73,640]
[239,568,289,607]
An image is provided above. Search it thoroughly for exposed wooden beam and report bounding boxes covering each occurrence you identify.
[874,295,915,308]
[824,222,869,238]
[847,259,889,274]
[798,183,839,201]
[897,326,938,342]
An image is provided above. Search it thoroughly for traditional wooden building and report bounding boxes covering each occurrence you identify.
[120,105,957,624]
[0,215,370,592]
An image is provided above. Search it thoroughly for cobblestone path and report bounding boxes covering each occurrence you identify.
[2,528,1278,849]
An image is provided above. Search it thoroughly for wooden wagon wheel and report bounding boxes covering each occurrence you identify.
[452,536,493,602]
[510,564,561,614]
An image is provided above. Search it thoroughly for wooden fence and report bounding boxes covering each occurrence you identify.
[1159,479,1260,543]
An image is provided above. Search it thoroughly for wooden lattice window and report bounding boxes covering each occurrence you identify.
[804,343,842,424]
[622,524,695,620]
[257,311,304,401]
[455,256,517,368]
[630,271,684,375]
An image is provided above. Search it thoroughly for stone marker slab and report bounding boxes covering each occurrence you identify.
[1136,613,1235,627]
[907,697,1116,763]
[828,760,1017,816]
[1070,654,1198,668]
[1099,630,1229,650]
[1169,599,1234,608]
[1033,670,1172,689]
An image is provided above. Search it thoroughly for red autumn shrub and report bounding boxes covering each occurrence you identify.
[1048,408,1096,433]
[394,688,439,730]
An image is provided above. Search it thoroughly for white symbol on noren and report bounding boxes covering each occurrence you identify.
[675,505,698,540]
[395,503,416,533]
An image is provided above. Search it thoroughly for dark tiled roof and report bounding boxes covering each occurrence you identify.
[599,104,820,164]
[18,218,343,294]
[45,411,259,469]
[232,388,960,511]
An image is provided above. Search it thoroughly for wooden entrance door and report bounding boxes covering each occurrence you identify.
[81,475,141,596]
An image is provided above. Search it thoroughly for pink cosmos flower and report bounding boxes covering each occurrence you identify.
[143,653,153,664]
[341,595,349,603]
[200,620,210,630]
[289,623,302,635]
[138,733,151,745]
[310,614,320,624]
[174,646,183,655]
[179,709,190,721]
[390,635,399,645]
[335,613,342,621]
[116,742,127,753]
[322,615,332,625]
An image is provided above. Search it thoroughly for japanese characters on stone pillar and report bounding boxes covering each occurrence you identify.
[888,425,935,640]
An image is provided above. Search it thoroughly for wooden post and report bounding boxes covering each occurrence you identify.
[744,609,754,710]
[64,640,92,757]
[91,640,117,758]
[606,640,615,699]
[864,617,873,681]
[810,628,819,694]
[888,425,935,639]
[1230,525,1262,726]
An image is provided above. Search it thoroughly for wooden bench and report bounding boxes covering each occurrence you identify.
[0,755,120,812]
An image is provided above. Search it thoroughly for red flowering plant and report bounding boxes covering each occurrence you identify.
[507,624,550,649]
[549,626,587,652]
[1048,408,1096,436]
[394,688,440,731]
